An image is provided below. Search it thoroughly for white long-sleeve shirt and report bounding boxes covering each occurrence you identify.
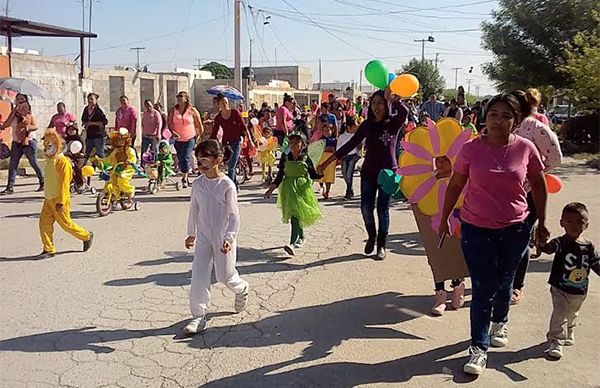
[514,116,562,171]
[187,175,240,243]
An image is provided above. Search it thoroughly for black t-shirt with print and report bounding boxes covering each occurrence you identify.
[542,234,600,295]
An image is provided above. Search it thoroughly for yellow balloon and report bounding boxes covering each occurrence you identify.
[81,165,95,177]
[390,74,419,97]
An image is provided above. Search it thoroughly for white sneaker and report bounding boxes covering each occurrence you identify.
[463,346,487,375]
[490,322,509,347]
[294,238,306,248]
[565,330,575,346]
[547,341,563,359]
[284,244,296,256]
[235,284,250,313]
[183,317,206,335]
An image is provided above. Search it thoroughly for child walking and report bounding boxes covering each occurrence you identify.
[257,127,278,185]
[264,132,323,256]
[337,116,360,200]
[184,139,249,334]
[541,202,599,359]
[318,120,337,199]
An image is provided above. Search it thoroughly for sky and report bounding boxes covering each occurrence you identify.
[7,0,499,96]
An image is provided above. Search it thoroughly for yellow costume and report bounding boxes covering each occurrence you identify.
[318,151,336,184]
[39,131,91,254]
[103,145,137,198]
[258,137,278,167]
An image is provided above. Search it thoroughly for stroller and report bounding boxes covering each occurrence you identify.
[65,132,96,195]
[143,141,180,194]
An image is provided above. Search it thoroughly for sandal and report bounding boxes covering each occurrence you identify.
[511,288,524,305]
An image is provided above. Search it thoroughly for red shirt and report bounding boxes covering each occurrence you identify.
[212,109,246,143]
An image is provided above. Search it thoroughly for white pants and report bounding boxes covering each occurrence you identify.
[190,233,248,318]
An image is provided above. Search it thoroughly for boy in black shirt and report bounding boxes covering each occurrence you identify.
[541,202,600,359]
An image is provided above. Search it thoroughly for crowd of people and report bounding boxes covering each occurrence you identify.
[0,85,597,378]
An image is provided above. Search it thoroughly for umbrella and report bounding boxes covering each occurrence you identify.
[206,85,244,101]
[0,78,47,98]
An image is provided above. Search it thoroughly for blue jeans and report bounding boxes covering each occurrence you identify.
[360,176,392,246]
[85,137,106,159]
[225,140,241,186]
[512,192,537,289]
[141,136,159,166]
[7,140,44,189]
[174,139,196,174]
[341,154,359,197]
[461,221,531,351]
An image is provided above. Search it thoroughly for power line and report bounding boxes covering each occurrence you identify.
[267,23,301,66]
[248,4,272,65]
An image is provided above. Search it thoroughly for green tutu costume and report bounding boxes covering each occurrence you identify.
[276,154,321,228]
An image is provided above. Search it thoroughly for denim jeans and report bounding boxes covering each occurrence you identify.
[225,140,241,186]
[512,192,537,289]
[174,139,196,174]
[341,154,359,197]
[461,221,531,351]
[85,137,106,159]
[141,136,159,166]
[360,176,392,246]
[7,140,44,189]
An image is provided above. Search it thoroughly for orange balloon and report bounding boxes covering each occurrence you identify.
[545,174,562,194]
[390,73,420,97]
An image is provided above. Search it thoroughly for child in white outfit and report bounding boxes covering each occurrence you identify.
[184,139,249,335]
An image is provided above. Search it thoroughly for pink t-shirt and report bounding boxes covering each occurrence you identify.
[275,105,293,134]
[454,136,544,229]
[532,112,549,126]
[50,112,76,135]
[115,105,138,136]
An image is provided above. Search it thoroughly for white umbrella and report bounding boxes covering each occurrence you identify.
[0,78,47,98]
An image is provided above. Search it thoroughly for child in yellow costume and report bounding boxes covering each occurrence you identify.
[103,128,137,198]
[38,129,93,259]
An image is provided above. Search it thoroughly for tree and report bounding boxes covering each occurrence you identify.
[558,13,600,111]
[481,0,599,91]
[200,62,233,79]
[397,58,445,98]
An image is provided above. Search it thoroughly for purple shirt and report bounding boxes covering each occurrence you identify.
[335,106,408,179]
[115,104,138,136]
[454,136,544,229]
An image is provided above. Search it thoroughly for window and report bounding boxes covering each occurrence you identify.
[109,76,124,112]
[140,79,155,109]
[167,80,178,108]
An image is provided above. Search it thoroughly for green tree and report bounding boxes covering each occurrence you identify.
[558,13,600,111]
[200,62,233,79]
[397,58,445,97]
[481,0,599,91]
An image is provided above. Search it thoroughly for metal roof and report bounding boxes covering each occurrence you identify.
[0,17,97,38]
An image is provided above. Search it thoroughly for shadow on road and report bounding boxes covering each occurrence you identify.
[387,232,425,256]
[2,210,98,220]
[0,250,81,262]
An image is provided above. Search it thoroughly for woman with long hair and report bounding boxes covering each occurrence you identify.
[81,93,109,160]
[274,94,296,146]
[318,90,408,259]
[168,91,203,188]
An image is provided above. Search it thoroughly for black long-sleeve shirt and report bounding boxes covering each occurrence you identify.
[273,152,322,187]
[81,105,109,139]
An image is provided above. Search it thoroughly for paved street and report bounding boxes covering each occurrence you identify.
[0,159,599,388]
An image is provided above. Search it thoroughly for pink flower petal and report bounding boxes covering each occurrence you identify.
[408,176,437,204]
[446,130,472,159]
[400,141,433,162]
[397,164,432,176]
[427,118,441,155]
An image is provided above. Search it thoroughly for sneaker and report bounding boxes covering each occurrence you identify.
[182,180,188,189]
[294,238,306,248]
[183,317,206,335]
[375,247,386,260]
[463,346,487,375]
[36,184,44,192]
[511,288,524,305]
[565,331,575,346]
[0,187,14,195]
[451,282,465,309]
[284,244,296,256]
[547,341,563,359]
[83,232,94,252]
[37,251,56,259]
[431,290,447,316]
[490,322,509,347]
[364,238,375,255]
[235,284,250,313]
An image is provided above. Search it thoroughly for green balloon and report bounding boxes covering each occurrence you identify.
[365,60,389,90]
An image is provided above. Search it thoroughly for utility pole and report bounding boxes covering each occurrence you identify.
[475,85,481,99]
[248,38,253,83]
[359,69,363,96]
[434,53,444,70]
[414,36,435,62]
[451,67,462,91]
[233,0,242,91]
[87,0,92,68]
[4,0,9,46]
[194,58,203,70]
[466,78,473,95]
[318,58,322,90]
[130,47,145,71]
[274,48,278,80]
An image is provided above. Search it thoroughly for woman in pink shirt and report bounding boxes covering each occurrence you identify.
[115,95,139,145]
[141,99,162,166]
[439,94,549,376]
[168,91,203,188]
[47,102,76,137]
[274,94,295,146]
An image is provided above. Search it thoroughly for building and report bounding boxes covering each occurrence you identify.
[243,65,313,90]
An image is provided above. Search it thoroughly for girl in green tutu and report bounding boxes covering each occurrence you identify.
[264,131,323,256]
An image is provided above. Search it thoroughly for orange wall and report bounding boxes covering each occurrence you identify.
[0,54,13,143]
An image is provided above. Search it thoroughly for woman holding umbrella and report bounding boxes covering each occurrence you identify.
[168,91,203,188]
[0,93,44,195]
